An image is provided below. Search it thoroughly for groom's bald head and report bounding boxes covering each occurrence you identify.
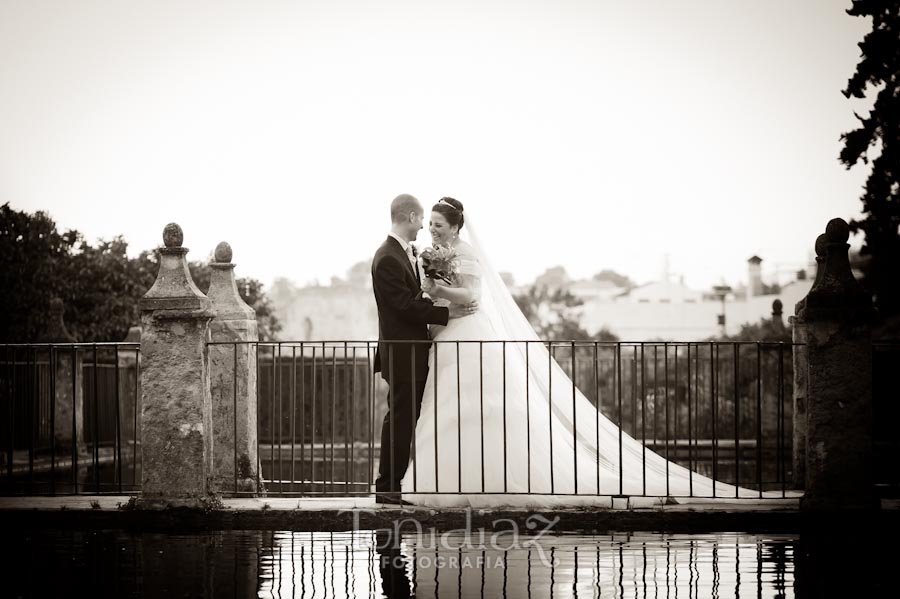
[390,194,423,224]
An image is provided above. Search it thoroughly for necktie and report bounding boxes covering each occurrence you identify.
[408,245,420,284]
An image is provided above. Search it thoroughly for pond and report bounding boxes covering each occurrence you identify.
[8,524,894,598]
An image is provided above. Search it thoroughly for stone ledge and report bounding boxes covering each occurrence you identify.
[1,496,897,534]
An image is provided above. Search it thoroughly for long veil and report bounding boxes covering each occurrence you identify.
[458,215,782,502]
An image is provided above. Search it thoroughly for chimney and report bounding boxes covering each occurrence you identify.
[748,256,763,297]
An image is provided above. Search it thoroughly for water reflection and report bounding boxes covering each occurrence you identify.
[10,525,895,598]
[258,530,797,598]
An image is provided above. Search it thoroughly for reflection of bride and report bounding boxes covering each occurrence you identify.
[401,198,774,508]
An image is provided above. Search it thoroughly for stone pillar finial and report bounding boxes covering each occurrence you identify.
[799,217,875,511]
[138,223,215,507]
[140,223,210,313]
[802,218,871,322]
[208,241,255,321]
[40,297,76,343]
[771,299,784,332]
[207,241,260,494]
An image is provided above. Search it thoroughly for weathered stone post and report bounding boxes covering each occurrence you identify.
[798,218,875,510]
[39,298,83,450]
[207,241,260,494]
[138,223,215,506]
[790,235,824,490]
[771,299,784,333]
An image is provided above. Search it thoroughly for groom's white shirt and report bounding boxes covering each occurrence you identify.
[388,232,418,272]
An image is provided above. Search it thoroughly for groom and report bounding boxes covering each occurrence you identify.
[372,193,475,505]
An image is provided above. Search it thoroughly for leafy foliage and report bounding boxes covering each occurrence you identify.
[0,204,280,342]
[514,284,619,341]
[840,1,900,322]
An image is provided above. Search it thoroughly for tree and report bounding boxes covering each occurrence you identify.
[0,204,281,342]
[592,269,635,290]
[513,284,619,342]
[840,1,900,323]
[0,204,81,341]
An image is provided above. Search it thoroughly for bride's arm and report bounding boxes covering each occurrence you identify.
[425,274,478,304]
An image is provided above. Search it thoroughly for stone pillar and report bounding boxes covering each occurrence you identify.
[207,241,260,494]
[771,299,784,333]
[798,218,876,510]
[39,298,83,450]
[138,223,215,506]
[790,236,824,490]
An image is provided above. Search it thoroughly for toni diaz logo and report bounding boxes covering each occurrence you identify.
[337,507,561,568]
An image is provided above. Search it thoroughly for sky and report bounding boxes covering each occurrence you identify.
[0,0,875,291]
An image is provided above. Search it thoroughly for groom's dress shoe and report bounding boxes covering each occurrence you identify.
[375,493,415,506]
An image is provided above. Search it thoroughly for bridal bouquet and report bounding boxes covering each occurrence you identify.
[420,244,459,285]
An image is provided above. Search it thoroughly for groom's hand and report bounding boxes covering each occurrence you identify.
[448,300,478,319]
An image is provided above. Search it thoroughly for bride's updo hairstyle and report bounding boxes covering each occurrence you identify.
[432,197,465,231]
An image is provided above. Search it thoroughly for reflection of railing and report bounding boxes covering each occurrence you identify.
[0,343,141,495]
[234,340,799,499]
[258,531,798,599]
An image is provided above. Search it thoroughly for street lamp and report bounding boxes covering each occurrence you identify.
[712,285,732,336]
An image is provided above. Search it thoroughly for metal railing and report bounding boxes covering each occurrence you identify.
[228,340,799,499]
[3,338,894,499]
[0,343,141,495]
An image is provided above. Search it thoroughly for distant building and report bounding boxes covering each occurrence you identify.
[579,255,814,341]
[617,278,703,304]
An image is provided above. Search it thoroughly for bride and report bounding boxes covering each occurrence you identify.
[401,198,773,508]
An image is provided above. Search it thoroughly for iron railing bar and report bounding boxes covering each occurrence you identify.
[526,342,531,493]
[350,345,356,494]
[300,342,306,490]
[641,342,646,496]
[331,345,337,494]
[411,344,417,493]
[711,341,717,498]
[480,342,485,493]
[93,344,99,494]
[322,341,328,496]
[734,342,740,497]
[502,341,508,493]
[757,342,763,498]
[133,347,139,488]
[549,342,554,494]
[617,343,623,497]
[366,342,373,492]
[311,345,318,494]
[115,344,122,494]
[594,342,600,495]
[233,344,238,494]
[291,345,296,494]
[665,342,670,497]
[28,347,34,493]
[7,347,14,485]
[255,342,260,493]
[779,342,786,497]
[571,341,577,494]
[434,342,439,493]
[456,342,461,493]
[49,345,56,495]
[687,342,693,497]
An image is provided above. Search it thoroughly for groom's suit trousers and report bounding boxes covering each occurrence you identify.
[375,377,427,493]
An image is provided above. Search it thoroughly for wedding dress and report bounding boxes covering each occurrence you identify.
[401,218,780,508]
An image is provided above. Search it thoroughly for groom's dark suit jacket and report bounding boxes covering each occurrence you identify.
[372,236,449,384]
